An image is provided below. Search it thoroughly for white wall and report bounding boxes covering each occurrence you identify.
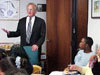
[0,0,46,53]
[88,0,100,53]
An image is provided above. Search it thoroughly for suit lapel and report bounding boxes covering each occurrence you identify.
[23,17,26,38]
[24,18,27,34]
[31,16,37,35]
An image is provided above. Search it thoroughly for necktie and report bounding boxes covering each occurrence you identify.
[26,17,32,44]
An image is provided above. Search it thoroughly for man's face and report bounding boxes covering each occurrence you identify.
[27,4,36,17]
[79,38,86,49]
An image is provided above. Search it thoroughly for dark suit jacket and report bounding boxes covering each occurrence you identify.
[8,16,46,62]
[8,16,46,47]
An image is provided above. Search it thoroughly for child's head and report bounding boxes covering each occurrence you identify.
[10,45,29,59]
[0,56,30,75]
[15,56,28,69]
[79,37,93,50]
[0,57,16,73]
[10,45,33,74]
[0,56,28,71]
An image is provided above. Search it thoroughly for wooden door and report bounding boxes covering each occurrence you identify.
[77,0,88,45]
[47,0,72,73]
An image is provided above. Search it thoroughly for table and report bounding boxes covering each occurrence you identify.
[49,71,81,75]
[31,74,45,75]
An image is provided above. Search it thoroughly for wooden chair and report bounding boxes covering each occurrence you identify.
[32,65,42,74]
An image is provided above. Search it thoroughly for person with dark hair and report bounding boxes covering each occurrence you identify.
[69,46,100,75]
[0,57,16,75]
[74,37,94,66]
[0,57,29,75]
[15,56,33,75]
[10,44,29,59]
[9,45,33,75]
[49,37,95,75]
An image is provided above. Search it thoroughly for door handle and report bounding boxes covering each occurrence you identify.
[46,40,51,42]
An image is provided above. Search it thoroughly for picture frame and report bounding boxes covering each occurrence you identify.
[0,0,20,21]
[37,4,46,12]
[91,0,100,18]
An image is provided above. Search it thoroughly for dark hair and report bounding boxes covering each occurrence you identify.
[0,48,7,60]
[0,56,33,75]
[16,57,33,75]
[5,68,28,75]
[10,44,29,59]
[0,57,16,72]
[84,37,93,48]
[10,45,33,75]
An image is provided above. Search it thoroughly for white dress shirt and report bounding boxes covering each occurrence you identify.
[26,16,35,32]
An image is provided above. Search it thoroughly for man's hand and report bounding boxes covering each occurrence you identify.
[1,28,9,34]
[32,45,38,51]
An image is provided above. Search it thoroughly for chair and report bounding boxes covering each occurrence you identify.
[32,65,42,74]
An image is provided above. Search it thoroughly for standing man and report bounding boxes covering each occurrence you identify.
[2,3,46,62]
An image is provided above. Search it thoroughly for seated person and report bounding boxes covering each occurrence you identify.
[69,46,100,75]
[74,37,95,66]
[0,57,28,75]
[49,37,94,75]
[9,45,33,75]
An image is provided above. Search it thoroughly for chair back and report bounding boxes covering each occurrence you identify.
[33,65,42,74]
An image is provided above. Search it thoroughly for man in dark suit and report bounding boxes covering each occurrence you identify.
[2,3,46,62]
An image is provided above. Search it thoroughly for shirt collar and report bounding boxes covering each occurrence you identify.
[27,16,35,20]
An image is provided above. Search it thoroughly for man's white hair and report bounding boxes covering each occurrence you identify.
[27,3,37,10]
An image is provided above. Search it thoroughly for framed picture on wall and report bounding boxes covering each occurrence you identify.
[37,4,46,12]
[91,0,100,18]
[0,0,20,21]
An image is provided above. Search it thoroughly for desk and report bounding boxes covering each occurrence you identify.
[31,74,45,75]
[0,43,14,51]
[49,71,81,75]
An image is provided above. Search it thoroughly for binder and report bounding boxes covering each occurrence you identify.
[23,46,39,65]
